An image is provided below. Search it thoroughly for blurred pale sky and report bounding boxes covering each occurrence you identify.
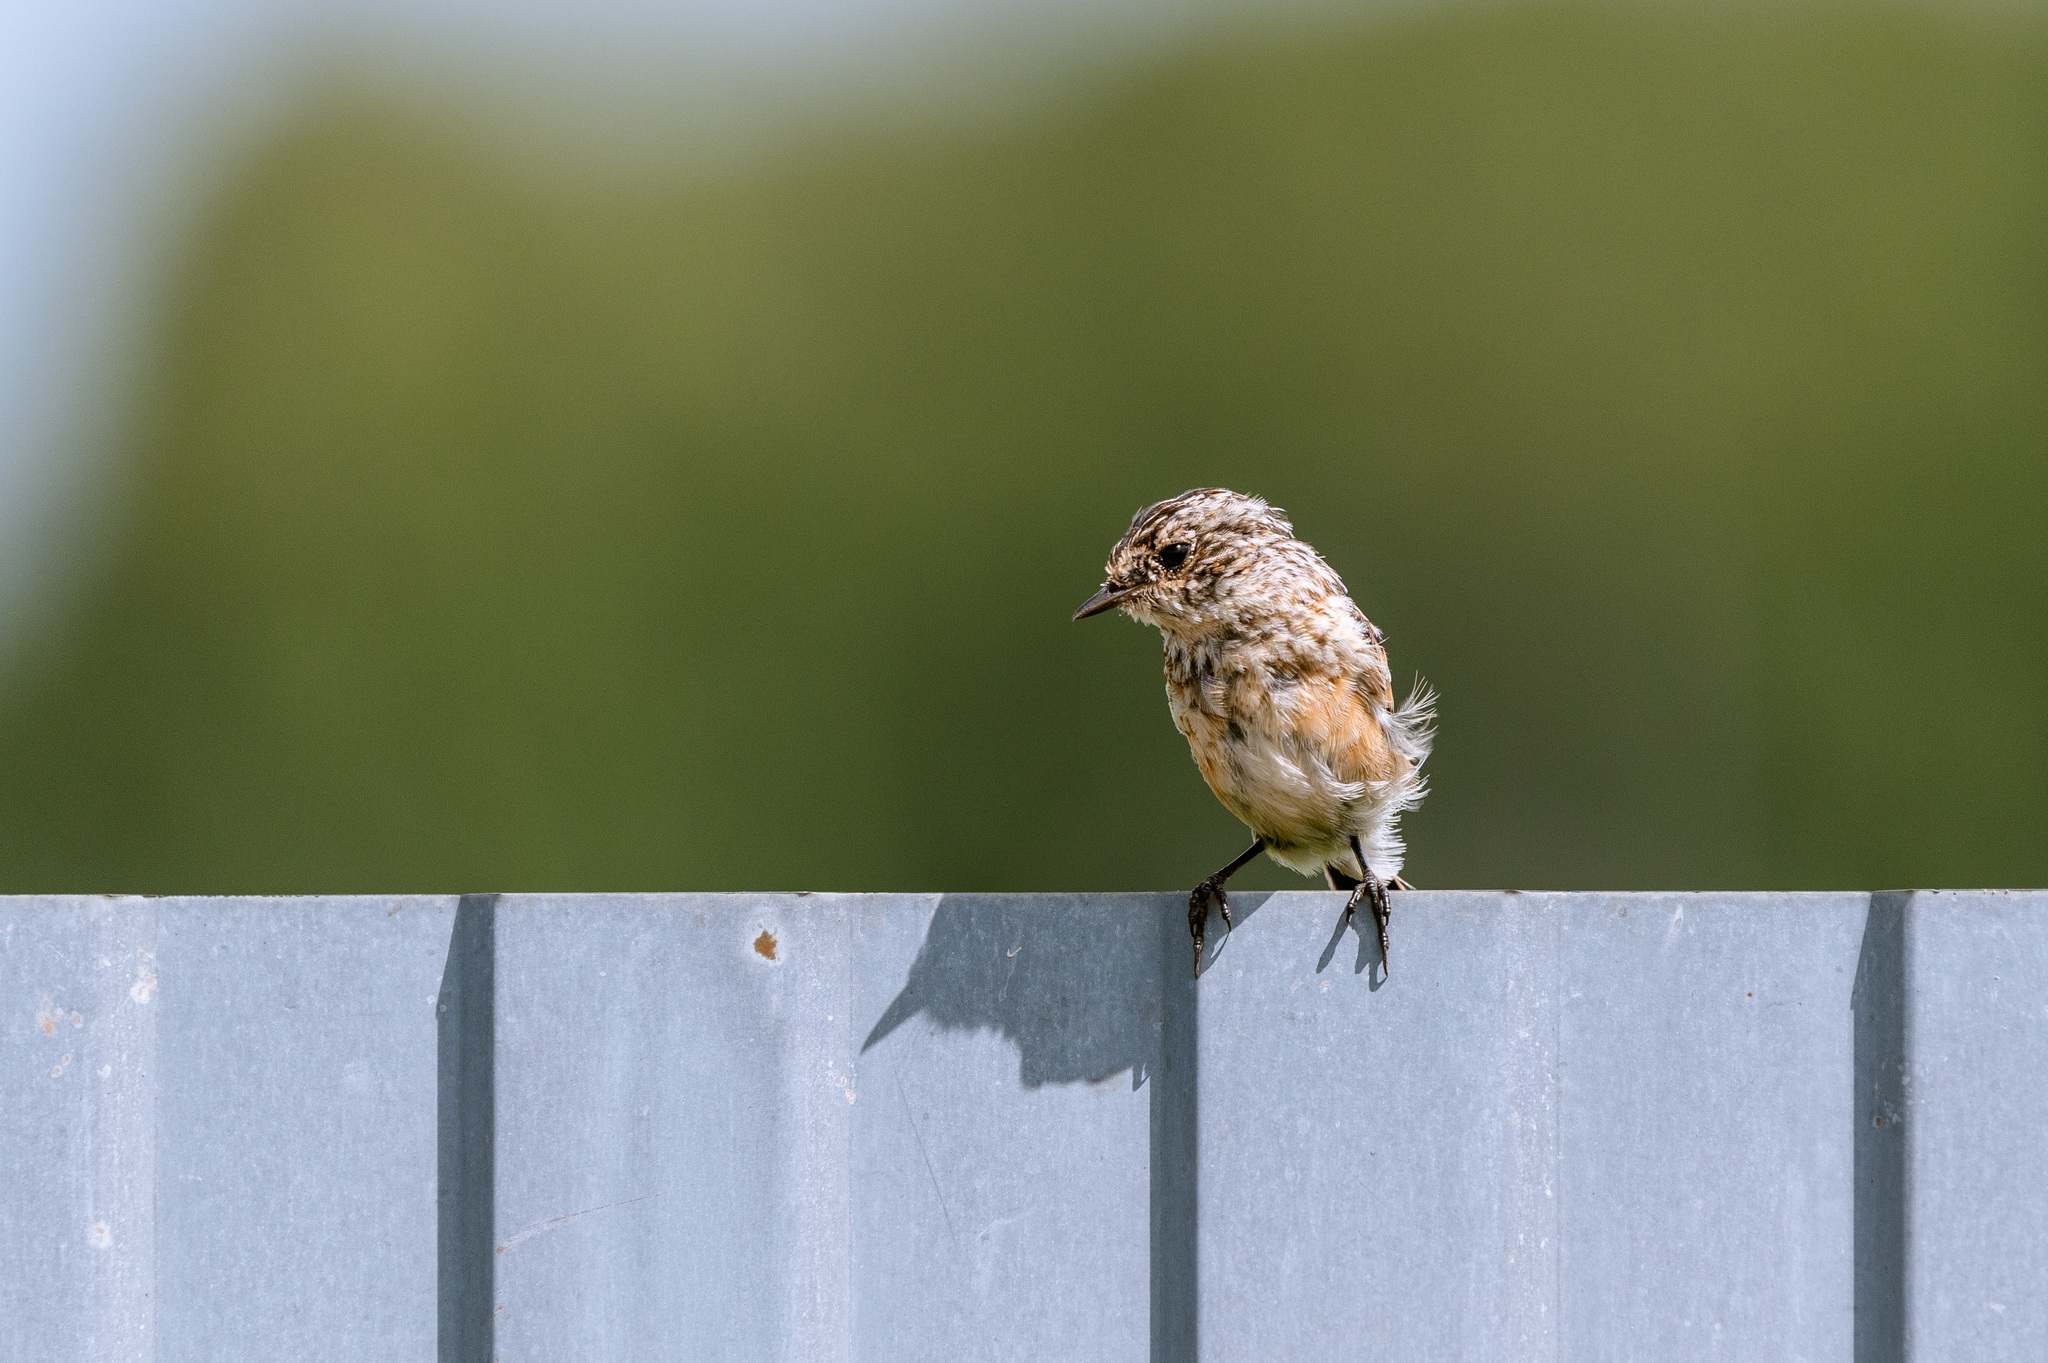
[0,0,1278,645]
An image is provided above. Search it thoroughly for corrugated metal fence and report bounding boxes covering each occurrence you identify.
[4,891,2043,1361]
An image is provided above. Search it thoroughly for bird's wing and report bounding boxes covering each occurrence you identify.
[1280,669,1401,793]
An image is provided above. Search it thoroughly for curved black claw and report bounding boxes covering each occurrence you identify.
[1343,872,1393,975]
[1369,876,1392,972]
[1188,877,1230,977]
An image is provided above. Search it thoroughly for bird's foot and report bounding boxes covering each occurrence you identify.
[1188,877,1232,977]
[1343,872,1392,973]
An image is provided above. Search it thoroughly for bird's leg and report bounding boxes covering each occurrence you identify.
[1344,834,1392,974]
[1189,838,1264,977]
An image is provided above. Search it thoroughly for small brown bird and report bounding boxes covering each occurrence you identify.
[1074,488,1433,977]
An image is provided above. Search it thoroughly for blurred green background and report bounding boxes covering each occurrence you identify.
[1,1,2043,893]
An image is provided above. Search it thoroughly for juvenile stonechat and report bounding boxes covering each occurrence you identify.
[1074,488,1434,977]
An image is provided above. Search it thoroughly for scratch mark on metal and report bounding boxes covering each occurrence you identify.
[496,1194,660,1254]
[896,1071,958,1252]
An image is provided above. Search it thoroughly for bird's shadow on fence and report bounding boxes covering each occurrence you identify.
[860,891,1276,1088]
[859,890,1273,1363]
[1314,895,1384,981]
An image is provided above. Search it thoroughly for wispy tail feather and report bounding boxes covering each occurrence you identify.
[1390,677,1435,769]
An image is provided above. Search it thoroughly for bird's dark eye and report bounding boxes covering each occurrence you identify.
[1158,542,1191,570]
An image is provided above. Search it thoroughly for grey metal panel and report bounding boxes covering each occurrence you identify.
[9,889,2048,1362]
[148,896,453,1363]
[0,896,158,1363]
[1555,891,1868,1363]
[1,894,450,1363]
[491,891,1165,1363]
[490,892,864,1363]
[852,893,1162,1363]
[1192,889,1559,1362]
[1903,890,2048,1361]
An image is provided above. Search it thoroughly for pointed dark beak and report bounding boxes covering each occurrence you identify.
[1072,583,1131,621]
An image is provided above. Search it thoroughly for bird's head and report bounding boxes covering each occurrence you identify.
[1072,487,1340,636]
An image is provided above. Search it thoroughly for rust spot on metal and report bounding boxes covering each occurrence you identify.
[753,930,778,961]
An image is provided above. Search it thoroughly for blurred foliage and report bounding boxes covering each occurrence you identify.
[1,1,2043,893]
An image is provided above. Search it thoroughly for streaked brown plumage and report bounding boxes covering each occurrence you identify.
[1074,488,1433,976]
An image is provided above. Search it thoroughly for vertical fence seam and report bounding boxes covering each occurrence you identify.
[437,893,498,1363]
[1854,890,1910,1363]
